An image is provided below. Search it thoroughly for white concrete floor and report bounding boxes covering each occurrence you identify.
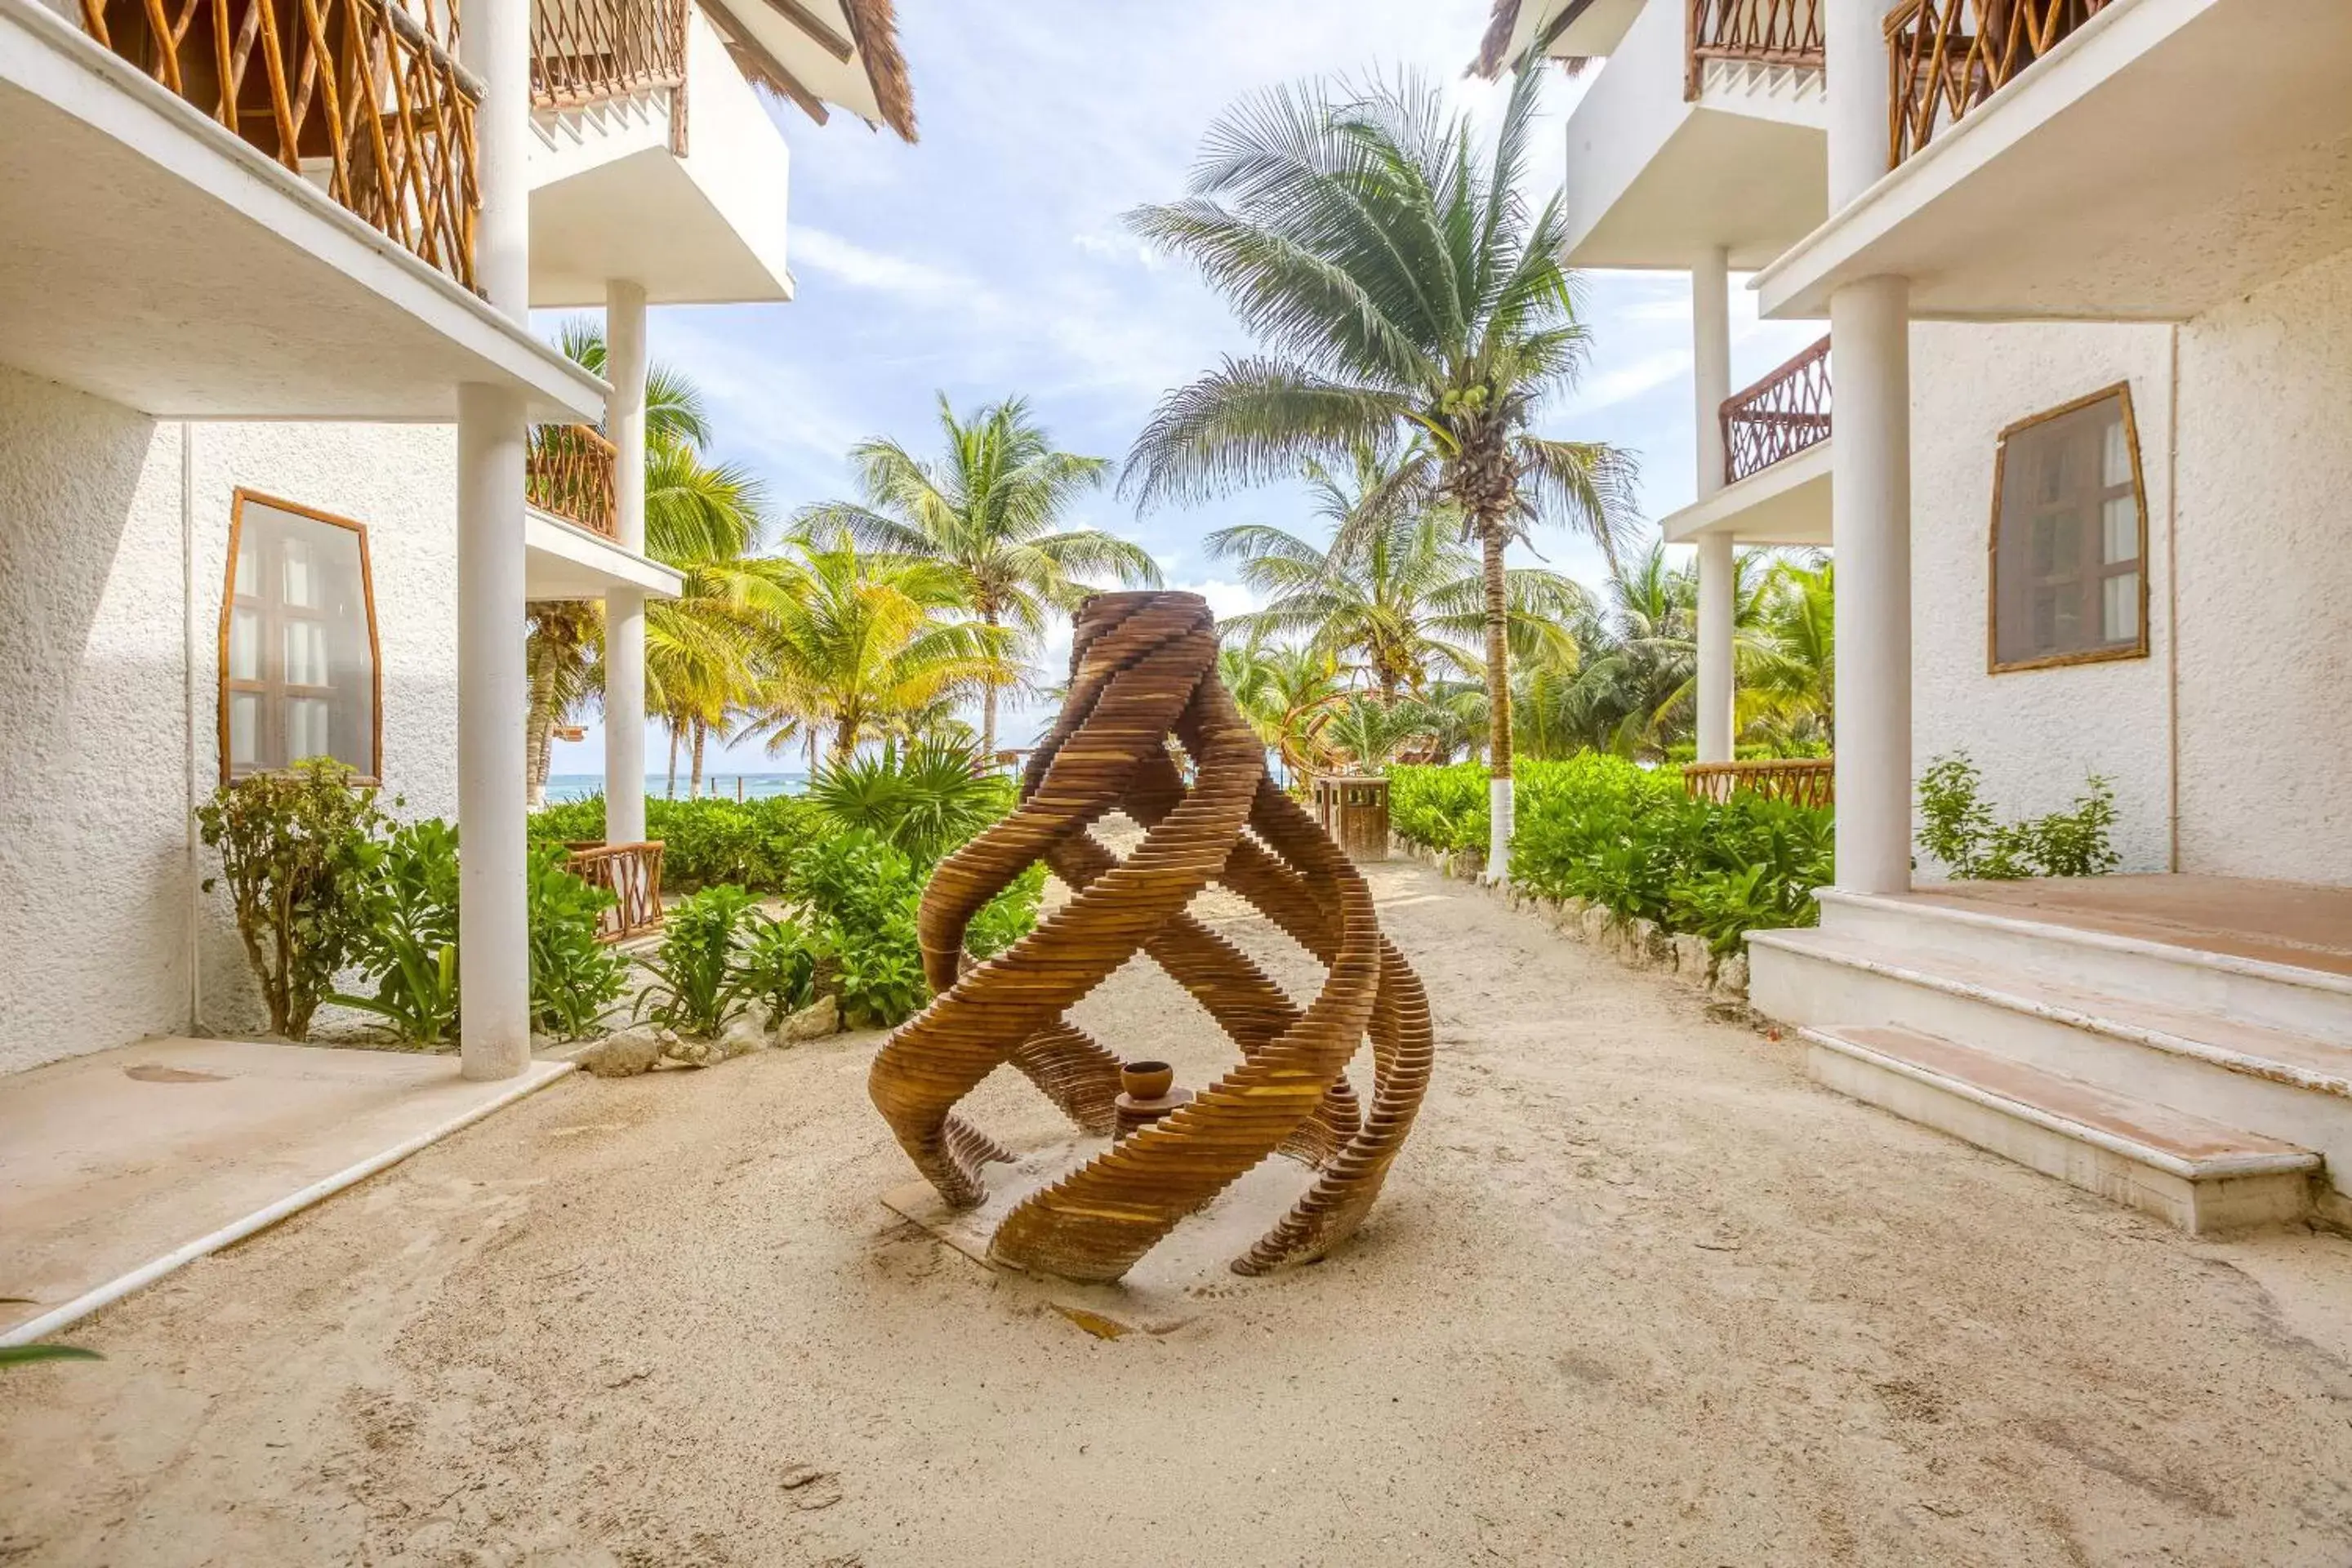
[0,1037,572,1341]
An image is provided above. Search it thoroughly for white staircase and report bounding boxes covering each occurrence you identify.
[1750,889,2352,1232]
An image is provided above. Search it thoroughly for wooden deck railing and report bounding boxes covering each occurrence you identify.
[1722,334,1832,485]
[78,0,481,289]
[1684,758,1835,808]
[566,840,665,941]
[1686,0,1824,99]
[530,0,688,110]
[1886,0,2116,166]
[525,422,619,538]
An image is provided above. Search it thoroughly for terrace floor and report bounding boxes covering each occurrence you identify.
[1908,873,2352,979]
[2,856,2350,1565]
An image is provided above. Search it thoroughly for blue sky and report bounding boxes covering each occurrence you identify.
[550,0,1820,777]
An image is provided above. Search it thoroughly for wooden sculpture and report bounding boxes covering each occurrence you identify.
[868,591,1432,1283]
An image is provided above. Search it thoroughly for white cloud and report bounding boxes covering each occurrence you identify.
[789,225,998,310]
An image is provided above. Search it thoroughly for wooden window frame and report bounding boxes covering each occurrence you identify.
[1986,381,2151,675]
[217,490,385,786]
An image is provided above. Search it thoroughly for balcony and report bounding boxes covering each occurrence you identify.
[1756,0,2352,322]
[521,420,683,599]
[1662,333,1833,546]
[1557,0,1826,269]
[0,0,602,418]
[525,0,793,305]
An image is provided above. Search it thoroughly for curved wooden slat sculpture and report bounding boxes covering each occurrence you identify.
[868,591,1432,1283]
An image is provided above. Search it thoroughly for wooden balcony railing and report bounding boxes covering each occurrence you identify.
[566,840,665,941]
[525,421,619,538]
[1686,0,1824,99]
[78,0,481,289]
[1887,0,2117,166]
[1684,758,1835,808]
[1721,334,1832,485]
[530,0,688,111]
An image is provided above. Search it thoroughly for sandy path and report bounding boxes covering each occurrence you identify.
[4,851,2351,1566]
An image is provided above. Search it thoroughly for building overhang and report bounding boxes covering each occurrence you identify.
[1754,0,2352,322]
[0,0,606,421]
[1659,438,1832,546]
[1558,0,1824,270]
[525,510,684,600]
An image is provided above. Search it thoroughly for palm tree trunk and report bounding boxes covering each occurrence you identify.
[981,608,1001,758]
[690,719,706,800]
[833,718,858,764]
[1479,522,1514,884]
[666,724,679,800]
[523,639,559,810]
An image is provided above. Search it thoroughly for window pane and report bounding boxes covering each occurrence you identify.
[1993,390,2145,668]
[221,499,376,777]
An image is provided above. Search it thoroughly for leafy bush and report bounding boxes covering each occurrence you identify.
[635,885,763,1037]
[1916,754,2118,880]
[808,741,1013,868]
[528,794,828,895]
[1392,755,1835,954]
[336,817,462,1045]
[791,830,928,1028]
[964,863,1046,963]
[197,760,389,1039]
[736,913,817,1019]
[528,844,628,1039]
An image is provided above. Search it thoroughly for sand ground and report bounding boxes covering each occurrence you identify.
[4,849,2351,1566]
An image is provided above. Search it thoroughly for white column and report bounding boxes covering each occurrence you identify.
[457,0,531,1078]
[1824,0,1892,210]
[457,385,532,1078]
[1693,246,1735,763]
[1829,275,1912,895]
[604,279,649,845]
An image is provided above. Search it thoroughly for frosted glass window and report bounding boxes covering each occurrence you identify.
[1991,387,2148,672]
[220,494,379,780]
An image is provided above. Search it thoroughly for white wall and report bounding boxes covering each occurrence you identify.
[2173,246,2352,884]
[1907,321,2176,877]
[0,366,461,1071]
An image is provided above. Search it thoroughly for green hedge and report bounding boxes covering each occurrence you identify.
[1389,757,1833,953]
[528,794,826,895]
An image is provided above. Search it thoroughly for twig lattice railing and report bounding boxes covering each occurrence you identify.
[530,0,687,109]
[1684,758,1835,809]
[1686,0,1824,98]
[1886,0,2115,165]
[78,0,481,289]
[1722,334,1832,485]
[567,840,665,940]
[526,422,620,538]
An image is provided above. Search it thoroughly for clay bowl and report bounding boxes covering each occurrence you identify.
[1120,1060,1176,1101]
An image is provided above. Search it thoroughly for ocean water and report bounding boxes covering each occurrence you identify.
[544,773,808,804]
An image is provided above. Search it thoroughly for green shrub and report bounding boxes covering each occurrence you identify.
[1388,762,1491,853]
[792,830,928,1028]
[736,913,817,1019]
[808,741,1013,869]
[197,760,389,1040]
[528,844,628,1039]
[528,794,829,895]
[964,864,1045,963]
[1916,754,2118,880]
[336,817,462,1045]
[635,884,762,1037]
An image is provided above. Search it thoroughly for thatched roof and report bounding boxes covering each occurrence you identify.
[841,0,916,144]
[1470,0,1596,80]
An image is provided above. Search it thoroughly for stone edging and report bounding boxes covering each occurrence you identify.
[1392,840,1752,1004]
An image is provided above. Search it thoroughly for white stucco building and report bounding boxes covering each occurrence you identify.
[0,0,912,1080]
[1482,0,2352,1232]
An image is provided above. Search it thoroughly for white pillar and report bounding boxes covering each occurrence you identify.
[457,0,531,1078]
[604,279,649,845]
[457,385,533,1078]
[1693,246,1735,763]
[1829,275,1912,895]
[1824,0,1892,210]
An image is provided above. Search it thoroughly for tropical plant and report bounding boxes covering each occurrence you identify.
[1125,65,1639,880]
[796,394,1159,754]
[791,831,929,1028]
[1217,628,1347,782]
[634,884,764,1037]
[197,760,389,1040]
[736,913,818,1020]
[0,1306,100,1369]
[1316,691,1437,774]
[806,738,1013,867]
[528,844,629,1039]
[335,817,463,1045]
[1916,754,2118,880]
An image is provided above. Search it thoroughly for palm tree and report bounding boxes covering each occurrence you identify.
[1217,627,1347,782]
[1209,443,1589,702]
[1316,691,1439,773]
[1744,556,1834,749]
[749,535,1013,764]
[795,394,1160,755]
[1123,65,1637,880]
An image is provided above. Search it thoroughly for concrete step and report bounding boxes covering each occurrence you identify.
[1749,926,2352,1223]
[1803,1024,2319,1234]
[1816,888,2352,1049]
